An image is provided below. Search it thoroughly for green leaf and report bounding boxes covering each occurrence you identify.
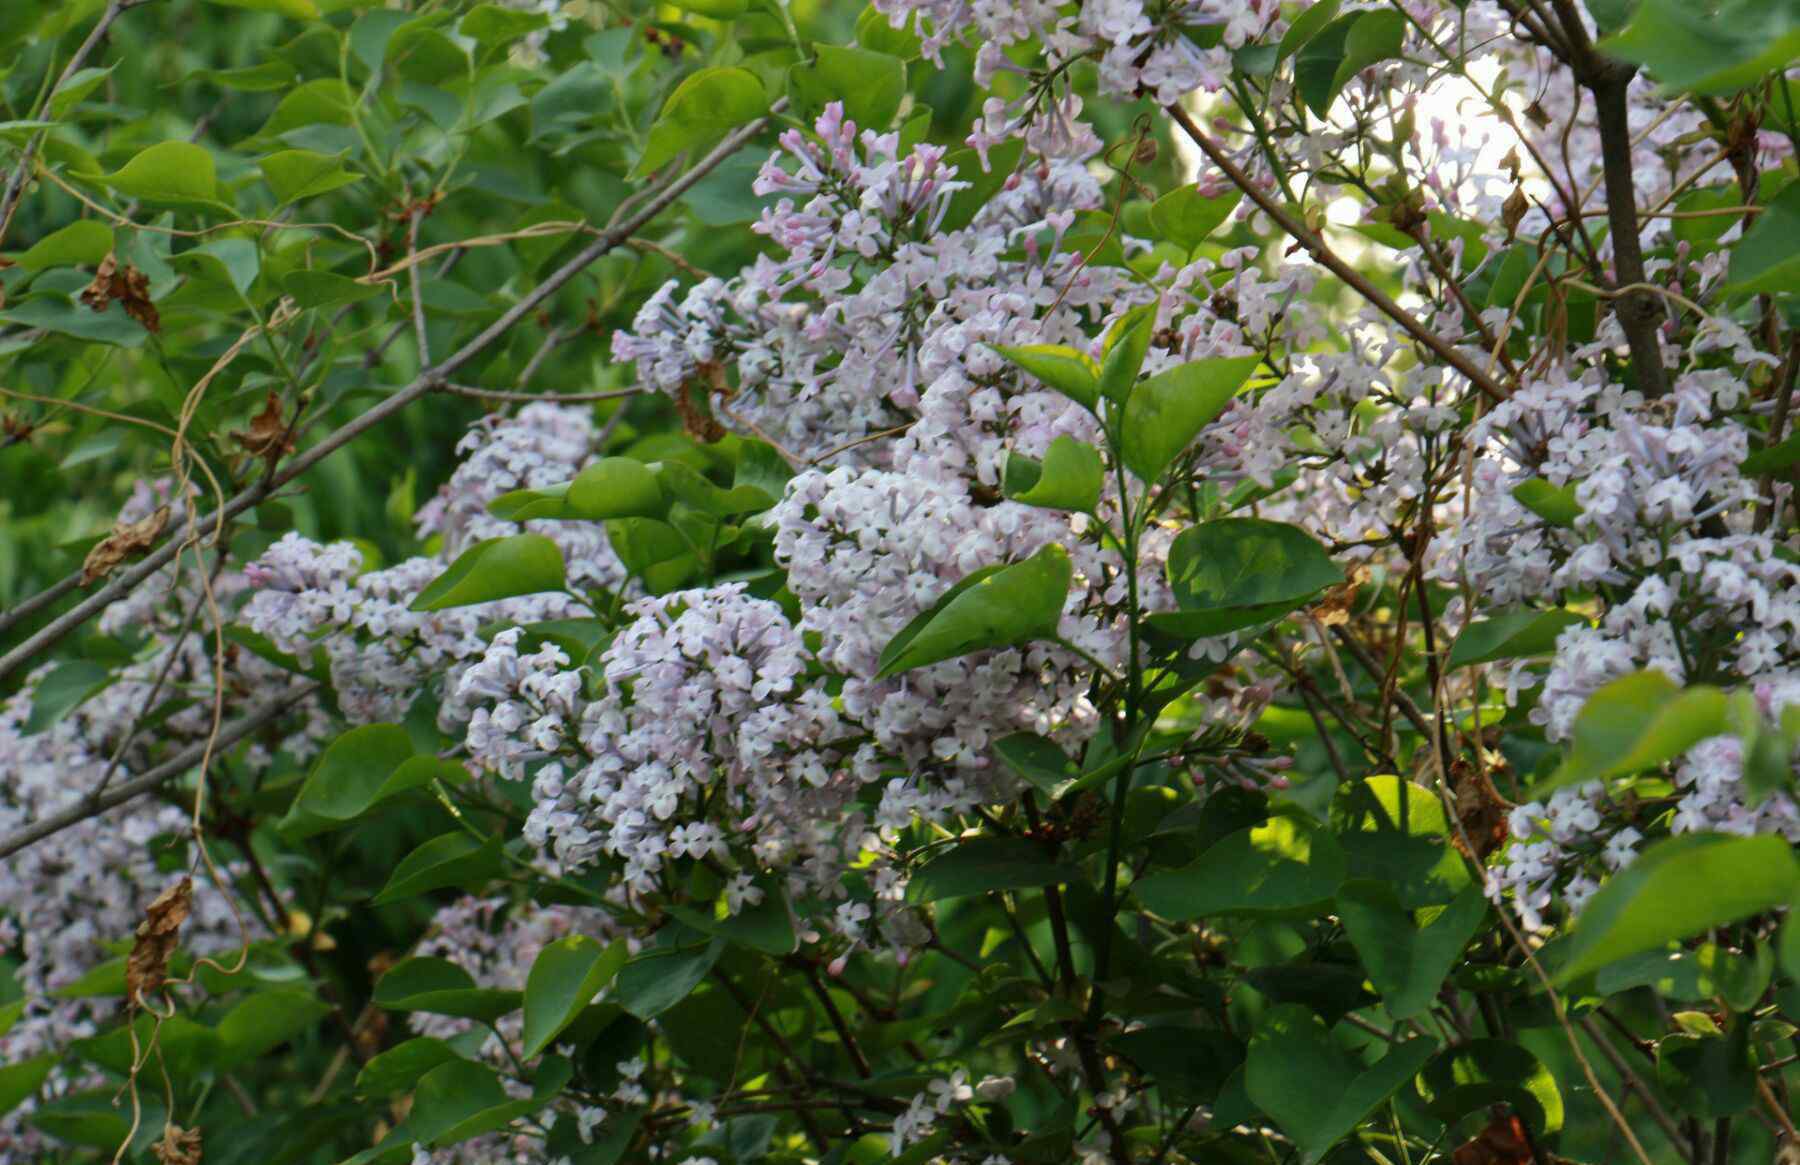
[633,67,767,179]
[1278,0,1342,59]
[281,723,415,835]
[856,5,922,57]
[1742,430,1800,479]
[260,149,362,205]
[665,874,797,954]
[1246,1004,1437,1164]
[569,457,669,519]
[1598,0,1800,96]
[356,1038,466,1098]
[24,660,111,733]
[1135,812,1346,921]
[1110,1028,1244,1104]
[410,534,566,611]
[1511,477,1583,525]
[79,141,230,212]
[1149,186,1243,248]
[1003,436,1103,512]
[1337,881,1488,1019]
[906,836,1079,903]
[1415,1039,1563,1134]
[15,220,113,271]
[47,65,117,119]
[875,543,1071,678]
[373,957,523,1024]
[1725,181,1800,296]
[992,733,1081,799]
[1154,518,1342,637]
[1118,355,1260,482]
[1447,609,1586,668]
[1552,833,1800,984]
[1099,308,1154,403]
[216,989,331,1068]
[521,936,628,1058]
[200,0,321,17]
[408,1060,513,1146]
[673,0,750,14]
[253,78,354,139]
[371,833,505,905]
[989,343,1101,410]
[1296,10,1406,117]
[614,933,722,1020]
[789,45,906,130]
[1543,670,1729,793]
[283,269,382,309]
[1656,1018,1756,1118]
[0,1055,52,1118]
[460,3,551,50]
[1330,776,1471,908]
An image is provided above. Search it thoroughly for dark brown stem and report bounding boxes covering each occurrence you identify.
[1166,104,1510,405]
[1591,71,1670,396]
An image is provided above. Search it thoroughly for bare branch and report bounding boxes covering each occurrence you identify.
[1166,104,1512,405]
[0,684,315,860]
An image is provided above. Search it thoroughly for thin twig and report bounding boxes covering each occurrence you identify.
[1165,103,1509,406]
[0,685,315,859]
[0,104,781,687]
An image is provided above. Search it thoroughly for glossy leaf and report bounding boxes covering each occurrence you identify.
[633,67,767,178]
[1552,832,1800,983]
[373,957,523,1023]
[409,533,566,611]
[1246,1003,1437,1163]
[1543,670,1728,793]
[875,543,1071,678]
[521,935,628,1058]
[906,837,1079,903]
[1415,1039,1563,1134]
[1149,186,1243,248]
[1337,880,1487,1018]
[1154,518,1341,637]
[1447,609,1586,668]
[1002,436,1103,512]
[371,832,505,905]
[1135,812,1346,920]
[990,343,1101,410]
[1118,355,1260,482]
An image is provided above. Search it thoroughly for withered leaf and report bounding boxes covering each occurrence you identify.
[233,391,293,462]
[126,876,192,1005]
[81,503,170,586]
[1452,1112,1532,1165]
[1501,186,1531,243]
[151,1122,202,1165]
[1450,756,1513,862]
[1310,566,1368,629]
[80,252,160,333]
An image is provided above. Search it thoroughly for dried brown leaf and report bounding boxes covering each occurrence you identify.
[1449,756,1513,862]
[232,391,293,463]
[81,504,170,586]
[126,876,192,1005]
[1501,186,1531,243]
[79,252,160,333]
[1452,1112,1532,1165]
[151,1123,202,1165]
[1310,566,1368,629]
